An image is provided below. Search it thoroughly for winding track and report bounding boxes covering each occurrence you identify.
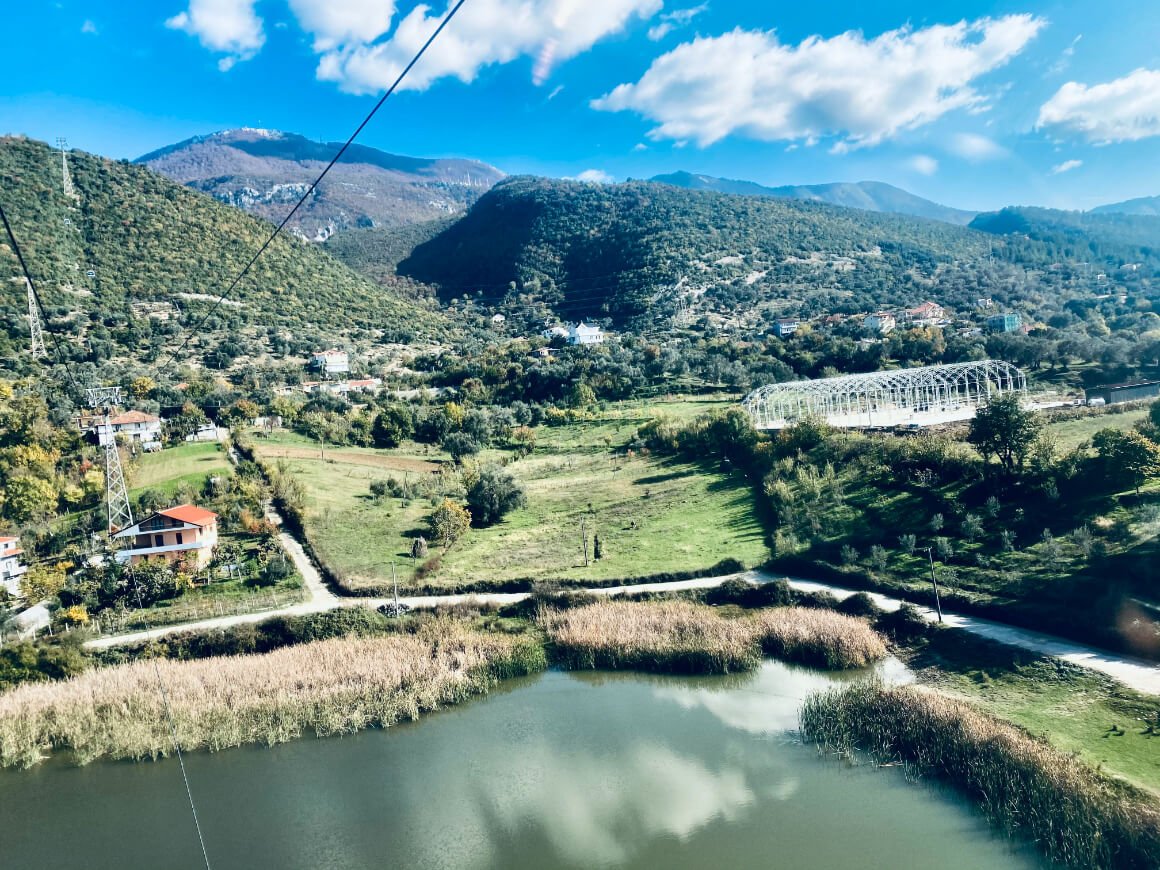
[85,508,1160,696]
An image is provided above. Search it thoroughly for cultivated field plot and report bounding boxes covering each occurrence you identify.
[252,398,767,591]
[1043,407,1149,451]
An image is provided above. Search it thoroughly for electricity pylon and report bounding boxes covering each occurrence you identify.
[56,138,78,202]
[87,387,134,533]
[25,277,46,357]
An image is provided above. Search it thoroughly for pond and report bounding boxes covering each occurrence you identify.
[0,658,1041,869]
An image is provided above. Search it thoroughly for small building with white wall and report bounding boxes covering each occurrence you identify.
[0,537,27,597]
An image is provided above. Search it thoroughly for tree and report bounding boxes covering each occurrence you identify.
[22,562,68,603]
[593,533,603,560]
[410,536,429,559]
[372,405,414,449]
[442,431,480,464]
[968,394,1041,475]
[568,382,597,409]
[222,399,260,428]
[929,513,944,534]
[898,533,917,555]
[4,475,58,523]
[465,467,527,526]
[1091,428,1160,495]
[867,544,889,572]
[960,513,984,543]
[129,376,156,401]
[428,499,471,548]
[164,402,209,444]
[511,426,537,458]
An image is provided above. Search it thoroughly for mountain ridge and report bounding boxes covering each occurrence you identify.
[137,128,505,241]
[1090,195,1160,217]
[650,171,977,225]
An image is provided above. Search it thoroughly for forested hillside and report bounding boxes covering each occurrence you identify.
[0,136,447,381]
[970,207,1160,265]
[398,176,996,329]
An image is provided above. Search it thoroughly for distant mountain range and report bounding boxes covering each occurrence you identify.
[1089,195,1160,217]
[137,128,505,241]
[650,171,977,225]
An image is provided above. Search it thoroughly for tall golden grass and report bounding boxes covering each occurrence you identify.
[541,600,887,674]
[0,620,545,768]
[801,681,1160,869]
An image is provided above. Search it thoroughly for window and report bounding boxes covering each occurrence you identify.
[176,532,184,545]
[155,534,164,548]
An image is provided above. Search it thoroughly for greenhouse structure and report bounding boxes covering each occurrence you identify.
[741,360,1027,430]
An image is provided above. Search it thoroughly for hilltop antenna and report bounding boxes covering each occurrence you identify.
[87,386,134,533]
[25,276,46,357]
[56,138,78,202]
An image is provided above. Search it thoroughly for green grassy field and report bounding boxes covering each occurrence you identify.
[130,442,232,496]
[254,397,767,591]
[1044,407,1149,451]
[911,630,1160,796]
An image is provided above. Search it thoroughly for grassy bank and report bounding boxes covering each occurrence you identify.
[801,681,1160,869]
[541,599,886,674]
[130,442,231,496]
[0,620,545,768]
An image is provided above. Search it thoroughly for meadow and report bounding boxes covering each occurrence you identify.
[253,397,768,593]
[130,442,232,497]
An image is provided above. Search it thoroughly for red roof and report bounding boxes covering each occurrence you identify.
[158,504,218,527]
[0,536,17,543]
[110,410,160,425]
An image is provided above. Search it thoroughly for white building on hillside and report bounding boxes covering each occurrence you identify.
[80,410,162,447]
[863,312,896,334]
[0,537,27,597]
[568,322,605,345]
[309,349,350,376]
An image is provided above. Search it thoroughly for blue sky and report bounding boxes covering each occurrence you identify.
[4,0,1160,210]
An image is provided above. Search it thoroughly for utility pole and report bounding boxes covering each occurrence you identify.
[921,546,944,623]
[580,516,589,567]
[87,387,134,533]
[25,277,46,357]
[392,561,400,616]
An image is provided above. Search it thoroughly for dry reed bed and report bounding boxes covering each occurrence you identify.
[0,621,545,768]
[800,681,1160,869]
[541,600,886,674]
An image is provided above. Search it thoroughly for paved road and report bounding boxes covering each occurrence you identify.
[83,525,1160,695]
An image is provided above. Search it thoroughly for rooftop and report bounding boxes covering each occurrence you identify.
[158,504,219,527]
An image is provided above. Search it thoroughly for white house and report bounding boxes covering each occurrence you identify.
[184,423,221,443]
[309,349,350,376]
[863,312,896,334]
[568,322,605,345]
[542,325,570,340]
[772,318,800,338]
[113,504,220,570]
[80,410,162,447]
[0,537,27,597]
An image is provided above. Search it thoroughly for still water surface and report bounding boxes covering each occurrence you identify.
[0,659,1042,869]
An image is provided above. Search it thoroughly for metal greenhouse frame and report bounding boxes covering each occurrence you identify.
[741,360,1026,430]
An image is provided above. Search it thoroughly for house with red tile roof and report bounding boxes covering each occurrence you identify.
[113,504,219,569]
[78,409,162,447]
[0,536,27,596]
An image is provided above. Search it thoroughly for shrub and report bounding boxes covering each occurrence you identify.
[898,533,917,555]
[410,536,429,559]
[428,499,471,547]
[442,431,480,463]
[465,467,526,527]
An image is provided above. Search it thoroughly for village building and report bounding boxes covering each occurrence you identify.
[78,410,162,447]
[901,301,946,326]
[113,504,220,569]
[987,312,1023,333]
[542,325,570,340]
[568,322,605,345]
[863,312,896,334]
[772,318,800,338]
[309,349,351,376]
[184,422,221,443]
[0,536,28,597]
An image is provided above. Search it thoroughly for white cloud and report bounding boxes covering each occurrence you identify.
[948,132,1007,161]
[81,20,98,35]
[166,0,264,68]
[573,169,615,183]
[315,0,661,94]
[1051,159,1083,174]
[1038,68,1160,143]
[592,15,1044,149]
[647,3,708,41]
[1048,34,1081,75]
[908,154,939,175]
[287,0,397,51]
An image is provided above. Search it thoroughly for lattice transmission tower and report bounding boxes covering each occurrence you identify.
[25,277,46,357]
[87,387,134,533]
[56,138,78,201]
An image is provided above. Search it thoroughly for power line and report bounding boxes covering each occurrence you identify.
[153,0,471,374]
